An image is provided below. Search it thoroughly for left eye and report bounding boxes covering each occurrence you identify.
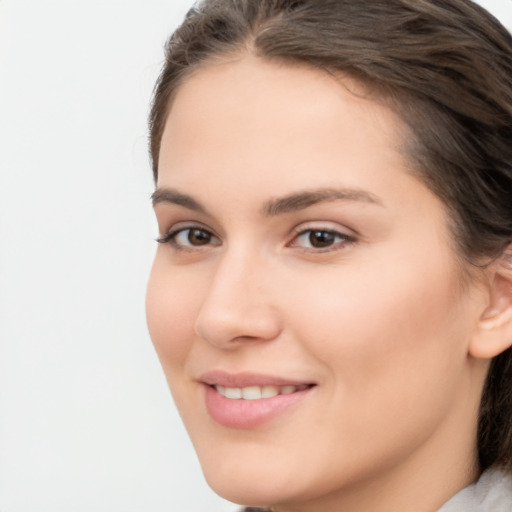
[291,229,352,250]
[175,228,214,246]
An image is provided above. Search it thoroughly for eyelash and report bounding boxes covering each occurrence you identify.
[289,227,356,252]
[156,224,220,250]
[157,224,356,253]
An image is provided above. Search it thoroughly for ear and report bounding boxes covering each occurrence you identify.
[469,245,512,359]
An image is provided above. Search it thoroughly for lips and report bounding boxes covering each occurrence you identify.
[200,371,315,428]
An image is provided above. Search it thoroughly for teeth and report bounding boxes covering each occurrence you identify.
[261,385,279,398]
[215,384,308,400]
[224,387,242,399]
[241,386,262,400]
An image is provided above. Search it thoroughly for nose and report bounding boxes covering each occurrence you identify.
[194,249,282,349]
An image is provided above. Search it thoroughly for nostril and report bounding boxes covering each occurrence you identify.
[194,300,282,348]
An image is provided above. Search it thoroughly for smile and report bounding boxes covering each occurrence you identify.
[214,384,311,400]
[200,372,316,428]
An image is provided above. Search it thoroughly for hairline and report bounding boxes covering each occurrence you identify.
[153,48,490,287]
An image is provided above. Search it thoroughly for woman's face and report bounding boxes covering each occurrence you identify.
[147,57,488,510]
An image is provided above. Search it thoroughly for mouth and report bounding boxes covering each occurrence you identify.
[212,383,313,400]
[200,371,316,428]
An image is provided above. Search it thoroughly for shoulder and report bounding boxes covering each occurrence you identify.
[238,470,512,512]
[438,467,512,512]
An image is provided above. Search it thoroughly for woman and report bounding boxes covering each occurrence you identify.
[145,1,512,510]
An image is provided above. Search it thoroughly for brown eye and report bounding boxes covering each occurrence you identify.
[187,228,212,245]
[157,226,220,248]
[308,230,336,248]
[290,227,354,252]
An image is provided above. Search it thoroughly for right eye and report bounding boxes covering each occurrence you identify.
[157,226,221,250]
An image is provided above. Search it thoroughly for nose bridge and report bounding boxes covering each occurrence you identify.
[194,243,281,346]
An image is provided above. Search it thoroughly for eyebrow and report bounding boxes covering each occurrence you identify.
[151,188,207,213]
[151,186,383,216]
[261,187,383,216]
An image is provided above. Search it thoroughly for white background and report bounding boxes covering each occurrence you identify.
[0,1,511,511]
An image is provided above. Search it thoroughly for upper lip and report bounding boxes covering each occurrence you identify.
[199,370,315,388]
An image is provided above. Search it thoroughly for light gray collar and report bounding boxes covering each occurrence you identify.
[438,468,512,512]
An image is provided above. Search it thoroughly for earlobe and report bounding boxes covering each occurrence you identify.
[469,246,512,360]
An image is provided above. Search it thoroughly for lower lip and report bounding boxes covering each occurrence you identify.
[203,385,313,429]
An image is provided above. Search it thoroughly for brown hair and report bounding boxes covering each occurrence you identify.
[149,0,512,471]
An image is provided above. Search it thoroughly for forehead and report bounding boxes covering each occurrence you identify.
[156,54,472,281]
[158,56,409,190]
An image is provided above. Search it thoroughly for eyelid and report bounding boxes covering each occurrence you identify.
[287,222,357,252]
[289,220,356,239]
[156,222,220,248]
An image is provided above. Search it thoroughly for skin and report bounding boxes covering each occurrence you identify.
[146,56,494,512]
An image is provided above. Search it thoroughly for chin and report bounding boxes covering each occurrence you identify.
[207,482,270,508]
[200,456,297,507]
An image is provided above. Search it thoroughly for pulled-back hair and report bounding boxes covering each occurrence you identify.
[149,0,512,472]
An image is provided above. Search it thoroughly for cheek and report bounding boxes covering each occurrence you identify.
[288,252,470,422]
[146,258,199,372]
